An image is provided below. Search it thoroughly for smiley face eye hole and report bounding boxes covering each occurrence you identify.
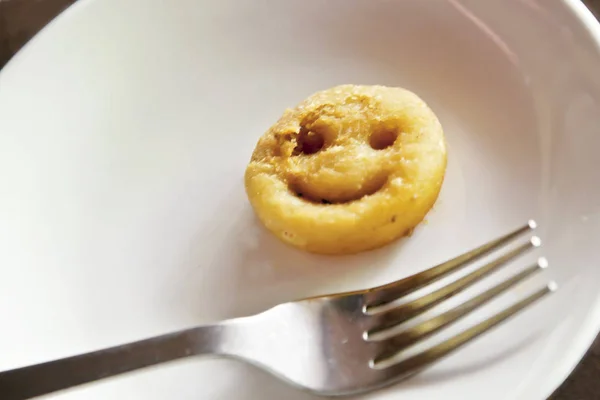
[292,126,325,155]
[369,128,398,150]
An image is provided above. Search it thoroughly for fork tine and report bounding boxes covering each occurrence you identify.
[364,221,537,308]
[366,237,540,334]
[372,282,556,372]
[372,259,547,362]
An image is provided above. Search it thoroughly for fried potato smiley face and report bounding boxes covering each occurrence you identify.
[245,85,447,255]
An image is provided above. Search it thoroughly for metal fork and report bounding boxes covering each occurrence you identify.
[0,220,554,400]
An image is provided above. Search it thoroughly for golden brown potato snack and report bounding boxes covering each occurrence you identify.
[245,85,447,255]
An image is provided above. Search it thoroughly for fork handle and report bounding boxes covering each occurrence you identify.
[0,325,224,400]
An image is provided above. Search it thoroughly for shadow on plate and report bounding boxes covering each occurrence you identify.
[182,194,407,320]
[400,331,542,388]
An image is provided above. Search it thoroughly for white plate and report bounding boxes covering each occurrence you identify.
[1,0,600,399]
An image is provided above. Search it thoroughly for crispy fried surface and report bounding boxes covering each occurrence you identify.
[245,85,447,255]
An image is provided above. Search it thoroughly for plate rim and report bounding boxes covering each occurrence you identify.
[538,2,600,397]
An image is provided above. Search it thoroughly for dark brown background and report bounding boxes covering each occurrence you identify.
[0,1,599,398]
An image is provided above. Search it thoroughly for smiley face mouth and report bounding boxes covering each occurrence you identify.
[288,171,390,205]
[284,123,399,204]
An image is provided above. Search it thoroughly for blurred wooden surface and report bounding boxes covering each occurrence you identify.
[0,0,74,65]
[0,0,599,398]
